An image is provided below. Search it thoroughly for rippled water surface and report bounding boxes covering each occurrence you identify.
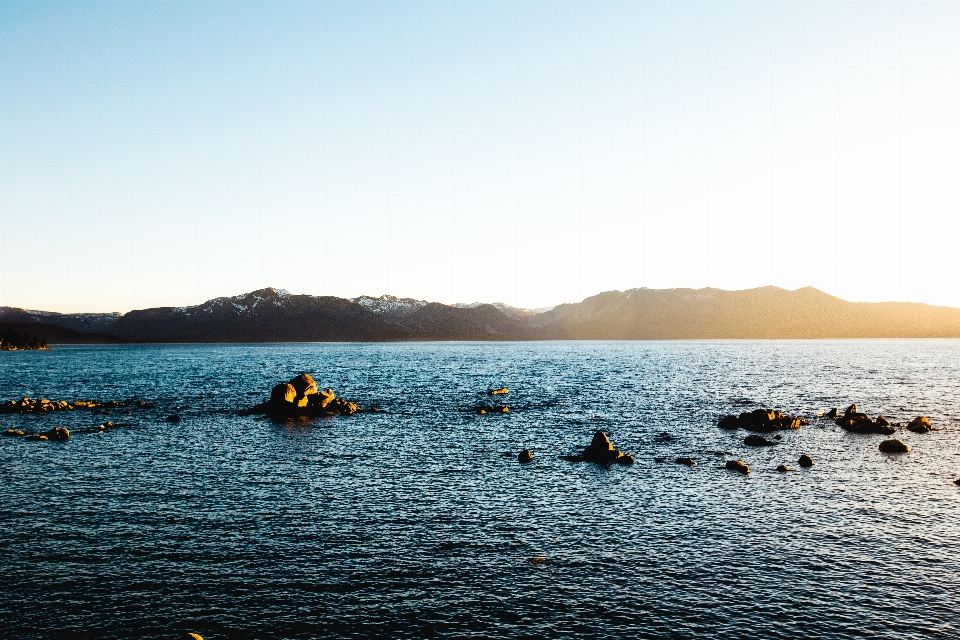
[2,341,959,639]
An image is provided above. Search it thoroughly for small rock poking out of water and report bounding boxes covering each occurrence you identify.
[798,454,815,468]
[167,415,181,423]
[879,439,911,454]
[718,408,806,433]
[98,422,117,432]
[530,557,547,564]
[476,405,509,415]
[518,449,533,463]
[184,633,204,640]
[777,464,791,473]
[25,434,49,441]
[954,478,960,486]
[242,373,360,418]
[675,457,697,466]
[569,431,635,465]
[834,404,895,435]
[907,416,933,433]
[725,460,750,475]
[744,434,776,447]
[488,387,509,396]
[3,429,25,437]
[44,427,70,441]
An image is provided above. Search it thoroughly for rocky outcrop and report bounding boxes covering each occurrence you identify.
[798,454,814,468]
[835,404,896,435]
[718,408,806,433]
[0,397,150,414]
[243,373,359,418]
[566,431,634,465]
[907,416,933,433]
[725,460,750,475]
[879,439,911,453]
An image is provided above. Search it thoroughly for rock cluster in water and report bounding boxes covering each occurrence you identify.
[0,397,150,414]
[826,404,935,436]
[564,431,635,465]
[718,408,806,432]
[242,373,359,418]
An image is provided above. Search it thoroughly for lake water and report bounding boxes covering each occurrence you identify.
[1,341,959,639]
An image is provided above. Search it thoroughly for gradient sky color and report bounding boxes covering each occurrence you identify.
[2,0,959,313]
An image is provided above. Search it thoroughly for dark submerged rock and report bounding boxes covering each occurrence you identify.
[725,460,750,475]
[518,449,533,463]
[675,457,697,466]
[3,429,25,437]
[777,464,791,472]
[879,439,911,453]
[166,415,182,423]
[826,407,838,419]
[875,415,891,427]
[744,434,776,447]
[718,415,739,430]
[798,454,814,468]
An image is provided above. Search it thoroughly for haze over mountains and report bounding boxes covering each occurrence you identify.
[4,286,960,343]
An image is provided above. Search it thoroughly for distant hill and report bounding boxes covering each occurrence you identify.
[3,285,960,343]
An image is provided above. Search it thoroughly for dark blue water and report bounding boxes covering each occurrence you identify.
[1,341,958,639]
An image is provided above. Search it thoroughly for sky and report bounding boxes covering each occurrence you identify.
[2,0,960,313]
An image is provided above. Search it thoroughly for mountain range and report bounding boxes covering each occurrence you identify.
[4,286,960,343]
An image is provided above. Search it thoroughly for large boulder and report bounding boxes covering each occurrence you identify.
[907,416,933,433]
[879,439,911,454]
[289,373,318,397]
[270,383,296,405]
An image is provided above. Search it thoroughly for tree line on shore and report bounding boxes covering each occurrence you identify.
[0,326,48,350]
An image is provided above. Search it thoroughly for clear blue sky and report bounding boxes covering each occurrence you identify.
[2,0,959,312]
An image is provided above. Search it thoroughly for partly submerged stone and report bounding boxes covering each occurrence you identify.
[579,430,633,465]
[907,416,933,433]
[777,464,791,473]
[744,434,776,447]
[798,454,815,468]
[518,449,533,463]
[879,439,911,454]
[717,408,805,433]
[43,427,70,441]
[675,457,697,466]
[725,460,750,475]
